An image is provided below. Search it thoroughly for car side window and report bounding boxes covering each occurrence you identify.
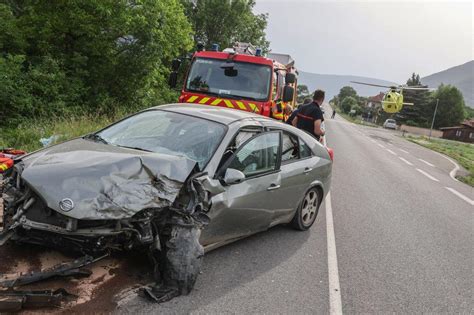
[299,138,312,158]
[228,132,280,177]
[217,128,262,171]
[281,132,299,163]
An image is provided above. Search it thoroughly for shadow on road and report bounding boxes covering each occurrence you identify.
[122,224,311,313]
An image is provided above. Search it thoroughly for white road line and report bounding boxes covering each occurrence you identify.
[377,143,385,149]
[445,187,474,206]
[418,158,435,167]
[399,157,413,166]
[416,168,439,182]
[431,151,460,181]
[321,136,343,313]
[386,149,397,156]
[399,149,409,154]
[325,192,343,315]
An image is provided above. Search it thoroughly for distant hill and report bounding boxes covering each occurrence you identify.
[421,60,473,108]
[299,60,474,108]
[298,71,396,102]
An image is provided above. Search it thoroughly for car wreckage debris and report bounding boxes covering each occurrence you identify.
[141,171,211,303]
[0,254,108,288]
[2,149,214,306]
[0,288,74,312]
[0,254,107,311]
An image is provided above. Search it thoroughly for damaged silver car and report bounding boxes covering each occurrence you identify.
[1,104,332,302]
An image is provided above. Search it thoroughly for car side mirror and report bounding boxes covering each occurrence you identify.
[223,168,245,185]
[168,72,178,88]
[285,72,296,84]
[282,86,294,102]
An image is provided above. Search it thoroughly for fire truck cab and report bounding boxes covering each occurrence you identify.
[169,43,298,121]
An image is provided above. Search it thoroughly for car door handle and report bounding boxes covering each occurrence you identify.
[267,184,281,191]
[303,167,313,174]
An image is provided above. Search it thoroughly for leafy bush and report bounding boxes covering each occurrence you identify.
[351,104,363,115]
[340,96,358,113]
[0,0,193,127]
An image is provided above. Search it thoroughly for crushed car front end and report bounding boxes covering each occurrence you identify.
[0,138,217,302]
[2,168,157,254]
[1,140,196,253]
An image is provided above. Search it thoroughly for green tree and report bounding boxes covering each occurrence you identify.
[0,3,25,53]
[340,96,357,113]
[352,104,363,115]
[182,0,269,51]
[465,106,474,119]
[406,72,421,86]
[338,86,357,102]
[0,0,193,125]
[297,84,310,103]
[429,84,466,128]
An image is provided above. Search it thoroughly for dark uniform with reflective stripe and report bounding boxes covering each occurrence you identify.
[286,108,299,125]
[296,102,324,140]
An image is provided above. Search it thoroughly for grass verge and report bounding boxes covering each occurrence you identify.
[0,113,128,153]
[407,136,474,187]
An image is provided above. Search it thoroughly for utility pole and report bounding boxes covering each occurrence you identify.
[429,98,439,140]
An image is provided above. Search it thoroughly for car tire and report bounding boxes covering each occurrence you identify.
[291,187,321,231]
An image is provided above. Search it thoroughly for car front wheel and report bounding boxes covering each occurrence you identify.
[291,188,321,231]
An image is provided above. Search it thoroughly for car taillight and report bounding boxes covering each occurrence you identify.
[327,147,334,161]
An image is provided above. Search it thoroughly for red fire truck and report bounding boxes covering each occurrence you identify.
[169,43,298,121]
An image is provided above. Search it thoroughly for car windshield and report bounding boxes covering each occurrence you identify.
[387,119,396,123]
[95,110,226,169]
[185,58,272,101]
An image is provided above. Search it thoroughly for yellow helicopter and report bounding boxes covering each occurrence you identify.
[350,81,433,113]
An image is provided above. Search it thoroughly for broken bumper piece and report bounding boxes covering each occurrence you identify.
[0,289,74,312]
[0,254,107,288]
[0,254,107,311]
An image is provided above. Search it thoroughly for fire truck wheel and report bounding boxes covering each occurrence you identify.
[291,187,321,231]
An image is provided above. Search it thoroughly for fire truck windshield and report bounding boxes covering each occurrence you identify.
[186,58,272,101]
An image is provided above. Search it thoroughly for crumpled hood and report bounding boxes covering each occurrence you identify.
[20,138,197,220]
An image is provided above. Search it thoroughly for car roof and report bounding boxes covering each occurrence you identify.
[148,103,271,125]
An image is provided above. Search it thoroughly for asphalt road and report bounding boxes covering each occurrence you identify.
[121,111,473,314]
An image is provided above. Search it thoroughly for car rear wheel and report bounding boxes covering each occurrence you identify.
[291,188,321,231]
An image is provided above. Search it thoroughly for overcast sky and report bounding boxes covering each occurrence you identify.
[254,0,473,83]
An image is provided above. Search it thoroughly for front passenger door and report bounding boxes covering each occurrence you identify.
[201,132,283,245]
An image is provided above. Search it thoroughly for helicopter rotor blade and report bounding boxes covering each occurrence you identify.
[400,86,435,91]
[350,81,394,88]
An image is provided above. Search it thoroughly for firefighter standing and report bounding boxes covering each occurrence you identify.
[271,100,285,121]
[286,98,311,125]
[292,90,325,141]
